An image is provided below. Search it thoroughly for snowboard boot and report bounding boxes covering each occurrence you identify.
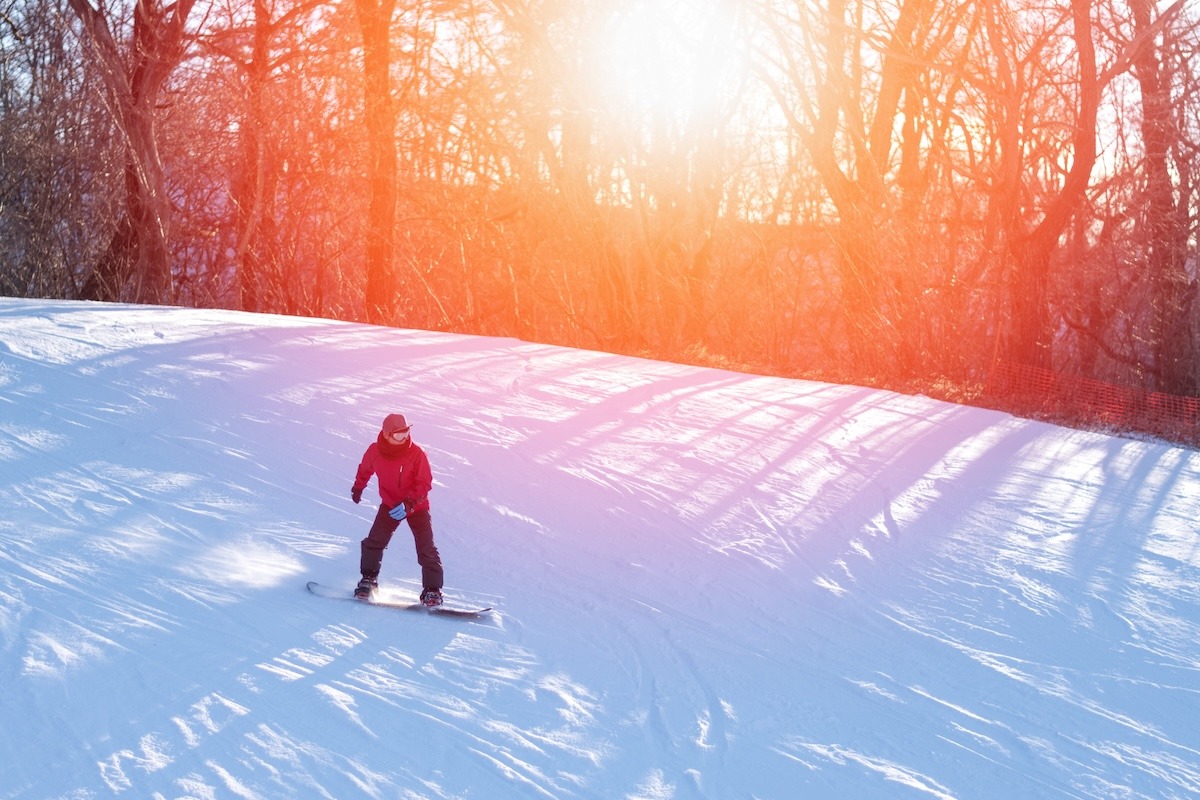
[354,576,378,599]
[420,588,443,608]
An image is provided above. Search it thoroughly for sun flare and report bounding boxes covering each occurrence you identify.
[586,0,740,125]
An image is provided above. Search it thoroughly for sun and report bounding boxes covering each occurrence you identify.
[585,0,742,127]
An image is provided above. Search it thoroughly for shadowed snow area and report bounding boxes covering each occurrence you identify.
[1,298,1198,799]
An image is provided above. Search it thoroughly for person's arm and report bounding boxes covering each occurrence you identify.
[351,446,376,502]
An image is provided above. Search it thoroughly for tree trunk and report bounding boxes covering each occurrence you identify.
[356,0,398,325]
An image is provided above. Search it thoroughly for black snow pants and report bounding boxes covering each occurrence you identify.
[360,504,443,590]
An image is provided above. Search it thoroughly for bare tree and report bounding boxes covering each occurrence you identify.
[0,0,114,298]
[199,0,329,313]
[66,0,197,304]
[981,0,1100,369]
[754,0,950,379]
[1126,0,1195,393]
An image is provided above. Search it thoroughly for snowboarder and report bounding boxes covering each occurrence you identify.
[351,413,444,607]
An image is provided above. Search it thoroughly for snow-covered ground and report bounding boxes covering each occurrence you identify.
[1,298,1198,799]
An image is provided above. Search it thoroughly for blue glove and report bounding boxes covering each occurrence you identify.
[388,504,407,521]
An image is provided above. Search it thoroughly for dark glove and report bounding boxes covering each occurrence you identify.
[351,486,362,504]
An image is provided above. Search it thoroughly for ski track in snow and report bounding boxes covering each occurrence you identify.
[1,299,1199,799]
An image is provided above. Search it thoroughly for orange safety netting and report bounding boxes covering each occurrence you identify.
[985,362,1200,447]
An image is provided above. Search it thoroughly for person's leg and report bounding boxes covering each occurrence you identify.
[406,510,443,590]
[360,504,401,579]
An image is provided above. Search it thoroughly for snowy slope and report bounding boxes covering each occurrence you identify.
[1,298,1198,800]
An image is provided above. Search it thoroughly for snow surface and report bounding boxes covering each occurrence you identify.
[1,298,1199,800]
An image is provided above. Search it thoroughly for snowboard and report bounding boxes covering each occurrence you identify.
[306,581,493,618]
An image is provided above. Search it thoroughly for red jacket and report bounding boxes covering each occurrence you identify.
[354,435,432,513]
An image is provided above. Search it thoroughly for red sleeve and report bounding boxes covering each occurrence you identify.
[410,448,433,498]
[353,444,377,491]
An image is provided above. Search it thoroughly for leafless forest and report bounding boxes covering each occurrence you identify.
[2,0,1198,401]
